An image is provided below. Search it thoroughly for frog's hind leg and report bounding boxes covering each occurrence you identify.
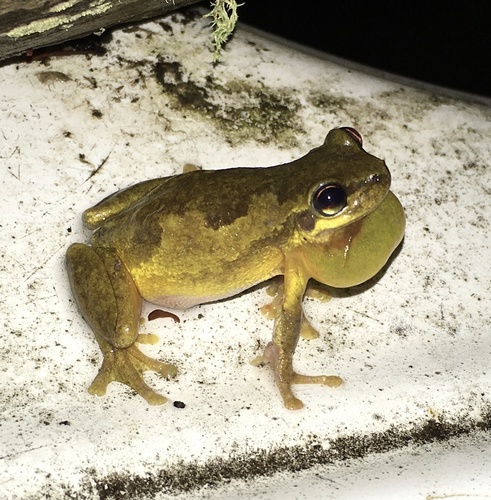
[66,243,177,405]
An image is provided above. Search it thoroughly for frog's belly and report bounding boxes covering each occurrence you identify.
[141,283,259,310]
[126,243,284,309]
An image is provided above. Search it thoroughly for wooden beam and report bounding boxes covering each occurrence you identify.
[0,0,202,61]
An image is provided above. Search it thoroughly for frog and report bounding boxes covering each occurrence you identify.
[66,127,405,410]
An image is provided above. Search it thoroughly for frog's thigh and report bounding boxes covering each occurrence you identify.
[66,243,143,347]
[66,243,177,405]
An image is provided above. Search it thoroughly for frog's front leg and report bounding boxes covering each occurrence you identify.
[260,280,323,340]
[263,266,342,410]
[66,243,177,405]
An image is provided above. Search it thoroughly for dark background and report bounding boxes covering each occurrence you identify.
[239,2,490,98]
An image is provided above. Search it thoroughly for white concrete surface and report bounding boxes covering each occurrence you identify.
[1,8,490,499]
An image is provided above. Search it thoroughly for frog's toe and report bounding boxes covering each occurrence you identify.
[251,342,342,408]
[279,387,304,410]
[88,345,177,405]
[278,374,342,410]
[299,319,320,340]
[284,396,304,410]
[292,373,343,387]
[128,344,178,379]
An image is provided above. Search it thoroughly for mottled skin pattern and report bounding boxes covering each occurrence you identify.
[66,128,405,409]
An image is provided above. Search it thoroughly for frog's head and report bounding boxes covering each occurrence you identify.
[290,128,405,287]
[293,127,391,239]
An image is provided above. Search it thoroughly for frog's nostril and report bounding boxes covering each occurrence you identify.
[368,174,382,184]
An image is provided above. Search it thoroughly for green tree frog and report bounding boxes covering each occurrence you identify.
[66,128,405,410]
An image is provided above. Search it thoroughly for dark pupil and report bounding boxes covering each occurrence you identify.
[314,185,347,215]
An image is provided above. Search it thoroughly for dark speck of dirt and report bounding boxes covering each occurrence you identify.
[159,22,173,34]
[65,408,491,498]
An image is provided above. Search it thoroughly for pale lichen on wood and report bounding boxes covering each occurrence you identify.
[7,1,113,38]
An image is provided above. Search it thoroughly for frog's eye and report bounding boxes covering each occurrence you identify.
[312,183,347,217]
[339,127,363,147]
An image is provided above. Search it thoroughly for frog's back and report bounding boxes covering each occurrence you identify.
[91,166,298,305]
[93,165,298,246]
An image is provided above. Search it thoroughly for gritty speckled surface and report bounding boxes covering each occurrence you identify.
[1,8,491,499]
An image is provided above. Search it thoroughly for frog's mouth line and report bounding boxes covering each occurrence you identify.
[344,172,391,215]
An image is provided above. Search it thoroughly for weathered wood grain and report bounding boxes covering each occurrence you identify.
[0,0,201,61]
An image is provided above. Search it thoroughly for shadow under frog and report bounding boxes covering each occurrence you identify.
[66,128,405,410]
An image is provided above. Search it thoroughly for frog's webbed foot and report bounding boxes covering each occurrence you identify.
[252,342,342,410]
[260,281,321,340]
[88,342,178,405]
